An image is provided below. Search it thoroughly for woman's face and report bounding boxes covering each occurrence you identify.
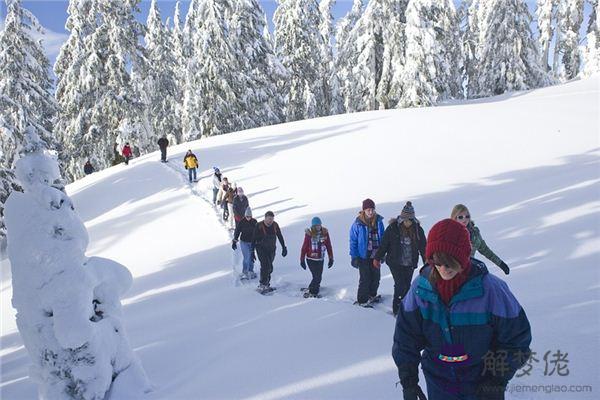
[403,219,413,228]
[454,211,471,227]
[435,263,462,280]
[364,208,375,219]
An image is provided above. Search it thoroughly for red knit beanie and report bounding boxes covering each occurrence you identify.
[425,219,472,269]
[362,198,375,210]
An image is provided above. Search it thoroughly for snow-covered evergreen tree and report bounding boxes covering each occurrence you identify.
[537,0,557,71]
[0,0,57,239]
[274,0,326,121]
[335,0,363,112]
[318,0,343,115]
[554,0,584,80]
[5,126,151,400]
[582,0,600,75]
[229,0,286,128]
[54,0,148,180]
[401,0,463,107]
[144,0,181,143]
[474,0,549,97]
[341,0,409,112]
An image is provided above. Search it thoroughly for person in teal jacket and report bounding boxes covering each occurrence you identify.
[451,204,510,275]
[349,198,385,306]
[393,219,531,400]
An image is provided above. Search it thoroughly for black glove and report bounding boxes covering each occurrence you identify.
[401,376,427,400]
[282,246,287,257]
[499,261,510,275]
[351,257,360,268]
[328,259,334,268]
[300,260,306,270]
[477,376,507,400]
[231,240,237,251]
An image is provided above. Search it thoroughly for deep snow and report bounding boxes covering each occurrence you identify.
[2,76,599,399]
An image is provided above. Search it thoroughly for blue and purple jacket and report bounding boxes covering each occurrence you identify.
[392,258,531,396]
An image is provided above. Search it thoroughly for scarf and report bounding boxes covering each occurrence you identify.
[435,262,472,305]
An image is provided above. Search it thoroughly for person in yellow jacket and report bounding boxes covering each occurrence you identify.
[183,150,198,183]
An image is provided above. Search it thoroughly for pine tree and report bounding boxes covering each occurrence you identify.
[401,0,463,107]
[537,0,557,71]
[318,0,343,115]
[274,0,326,121]
[474,0,549,97]
[0,0,57,238]
[144,0,181,143]
[554,0,584,80]
[335,0,363,112]
[582,0,600,75]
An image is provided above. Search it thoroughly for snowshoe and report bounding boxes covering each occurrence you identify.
[239,273,249,281]
[353,300,374,308]
[368,295,382,304]
[248,271,257,279]
[303,292,321,299]
[257,284,276,295]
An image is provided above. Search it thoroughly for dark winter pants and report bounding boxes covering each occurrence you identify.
[424,375,482,400]
[388,264,415,314]
[124,156,131,165]
[257,248,275,286]
[160,147,167,162]
[307,259,324,295]
[188,167,197,182]
[357,258,380,304]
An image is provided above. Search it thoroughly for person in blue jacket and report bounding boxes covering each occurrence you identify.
[349,198,385,306]
[392,219,531,400]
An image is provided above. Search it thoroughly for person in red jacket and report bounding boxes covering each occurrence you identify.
[122,143,133,165]
[300,217,334,298]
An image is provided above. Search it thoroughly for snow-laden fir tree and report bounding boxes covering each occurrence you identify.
[0,0,57,239]
[274,0,326,121]
[582,0,600,75]
[342,0,409,112]
[143,0,181,143]
[460,0,489,97]
[401,0,464,107]
[54,0,149,180]
[474,0,549,97]
[553,0,584,80]
[318,0,344,115]
[335,0,363,112]
[169,0,185,144]
[229,0,286,129]
[537,0,557,71]
[5,126,151,399]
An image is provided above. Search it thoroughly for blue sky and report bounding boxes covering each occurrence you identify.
[0,0,593,68]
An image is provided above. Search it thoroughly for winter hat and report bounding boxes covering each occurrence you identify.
[311,216,322,227]
[399,201,416,221]
[213,167,220,173]
[265,211,274,218]
[245,207,253,217]
[425,219,472,270]
[362,198,375,210]
[237,187,244,195]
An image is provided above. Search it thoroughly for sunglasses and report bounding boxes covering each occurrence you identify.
[456,215,470,220]
[434,263,460,271]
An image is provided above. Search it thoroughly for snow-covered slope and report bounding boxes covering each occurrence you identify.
[2,77,599,399]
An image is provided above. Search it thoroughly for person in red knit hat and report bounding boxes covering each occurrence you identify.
[392,218,531,400]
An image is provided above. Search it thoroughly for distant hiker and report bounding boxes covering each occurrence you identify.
[349,198,385,307]
[233,187,249,226]
[252,211,287,293]
[122,143,133,165]
[224,183,236,230]
[157,136,169,162]
[373,201,426,316]
[212,167,222,205]
[393,218,531,400]
[451,204,510,275]
[232,206,258,280]
[84,160,94,175]
[300,217,333,298]
[112,142,124,165]
[183,150,198,183]
[217,177,230,220]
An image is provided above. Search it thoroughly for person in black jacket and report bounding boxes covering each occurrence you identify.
[374,201,426,315]
[84,160,94,175]
[232,187,249,227]
[157,136,169,162]
[232,206,257,280]
[252,210,287,291]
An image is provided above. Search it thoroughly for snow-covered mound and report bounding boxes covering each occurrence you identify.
[2,77,599,399]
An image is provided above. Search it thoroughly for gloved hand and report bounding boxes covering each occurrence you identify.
[499,261,510,275]
[372,259,381,269]
[282,246,288,257]
[351,258,360,268]
[476,376,507,400]
[231,240,237,251]
[401,376,427,400]
[328,259,334,268]
[300,260,307,270]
